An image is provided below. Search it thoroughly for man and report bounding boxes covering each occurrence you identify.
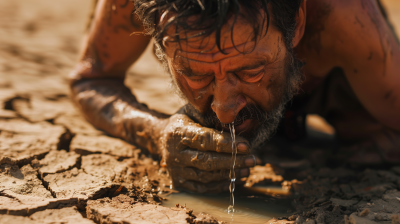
[70,0,400,193]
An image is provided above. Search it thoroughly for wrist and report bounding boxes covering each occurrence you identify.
[123,105,169,156]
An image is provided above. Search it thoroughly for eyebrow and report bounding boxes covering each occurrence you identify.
[175,66,214,78]
[175,59,267,78]
[228,60,267,73]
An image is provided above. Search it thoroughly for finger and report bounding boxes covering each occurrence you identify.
[169,167,250,183]
[173,179,246,193]
[180,125,250,154]
[174,149,256,171]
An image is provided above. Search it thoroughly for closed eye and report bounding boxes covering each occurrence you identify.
[184,76,214,89]
[237,69,265,83]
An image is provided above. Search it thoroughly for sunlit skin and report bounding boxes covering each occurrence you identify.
[297,0,400,134]
[160,4,306,133]
[165,25,291,133]
[70,0,400,192]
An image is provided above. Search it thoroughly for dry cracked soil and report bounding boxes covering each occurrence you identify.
[1,0,400,223]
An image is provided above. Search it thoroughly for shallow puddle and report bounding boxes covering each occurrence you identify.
[162,186,292,224]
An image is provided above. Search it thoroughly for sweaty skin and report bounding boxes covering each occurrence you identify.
[70,0,256,193]
[70,0,400,192]
[296,0,400,131]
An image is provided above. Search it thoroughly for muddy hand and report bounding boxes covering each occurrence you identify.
[156,114,256,193]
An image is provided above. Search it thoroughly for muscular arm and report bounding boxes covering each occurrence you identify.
[303,0,400,131]
[70,0,166,154]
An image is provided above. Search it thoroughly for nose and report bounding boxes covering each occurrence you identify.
[211,74,246,124]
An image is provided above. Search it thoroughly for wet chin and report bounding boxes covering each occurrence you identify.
[183,103,284,149]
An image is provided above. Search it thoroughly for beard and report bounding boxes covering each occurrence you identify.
[168,50,303,149]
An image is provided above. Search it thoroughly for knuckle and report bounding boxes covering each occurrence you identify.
[216,138,229,153]
[190,151,214,171]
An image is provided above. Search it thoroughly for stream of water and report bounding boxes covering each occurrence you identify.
[162,123,293,223]
[228,122,237,214]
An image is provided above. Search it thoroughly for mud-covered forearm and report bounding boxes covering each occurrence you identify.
[70,79,169,155]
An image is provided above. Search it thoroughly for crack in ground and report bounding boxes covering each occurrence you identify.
[57,128,74,152]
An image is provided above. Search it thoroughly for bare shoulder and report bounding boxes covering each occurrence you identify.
[305,0,381,22]
[301,0,400,131]
[299,0,391,68]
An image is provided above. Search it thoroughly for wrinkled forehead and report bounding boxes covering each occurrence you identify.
[159,10,261,56]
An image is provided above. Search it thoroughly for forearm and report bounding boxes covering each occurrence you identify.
[70,78,168,155]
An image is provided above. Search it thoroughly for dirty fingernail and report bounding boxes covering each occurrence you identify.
[245,157,255,166]
[237,143,248,152]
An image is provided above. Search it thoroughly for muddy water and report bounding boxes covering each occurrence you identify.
[162,186,292,224]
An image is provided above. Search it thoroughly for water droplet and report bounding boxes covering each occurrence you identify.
[227,122,237,213]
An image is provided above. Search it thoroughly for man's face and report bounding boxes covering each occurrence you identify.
[163,15,301,148]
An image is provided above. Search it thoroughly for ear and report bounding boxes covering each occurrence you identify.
[292,0,307,48]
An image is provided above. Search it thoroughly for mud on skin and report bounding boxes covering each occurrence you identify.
[1,0,400,223]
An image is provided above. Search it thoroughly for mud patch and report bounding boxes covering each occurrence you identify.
[245,164,284,187]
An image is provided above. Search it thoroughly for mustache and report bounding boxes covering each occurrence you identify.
[202,104,267,129]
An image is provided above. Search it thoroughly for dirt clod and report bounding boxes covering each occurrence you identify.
[37,150,80,177]
[359,208,370,217]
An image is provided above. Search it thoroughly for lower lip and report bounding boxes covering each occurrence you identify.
[222,119,254,133]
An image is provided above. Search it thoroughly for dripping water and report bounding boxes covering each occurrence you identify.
[227,122,237,214]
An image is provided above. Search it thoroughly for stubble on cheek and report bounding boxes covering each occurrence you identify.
[259,64,288,113]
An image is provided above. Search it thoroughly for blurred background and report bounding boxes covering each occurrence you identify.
[0,0,399,116]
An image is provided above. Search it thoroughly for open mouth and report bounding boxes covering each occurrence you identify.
[220,119,257,134]
[199,104,265,134]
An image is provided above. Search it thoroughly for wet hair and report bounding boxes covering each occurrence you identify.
[132,0,305,147]
[133,0,304,58]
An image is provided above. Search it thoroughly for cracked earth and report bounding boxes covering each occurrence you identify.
[0,0,400,223]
